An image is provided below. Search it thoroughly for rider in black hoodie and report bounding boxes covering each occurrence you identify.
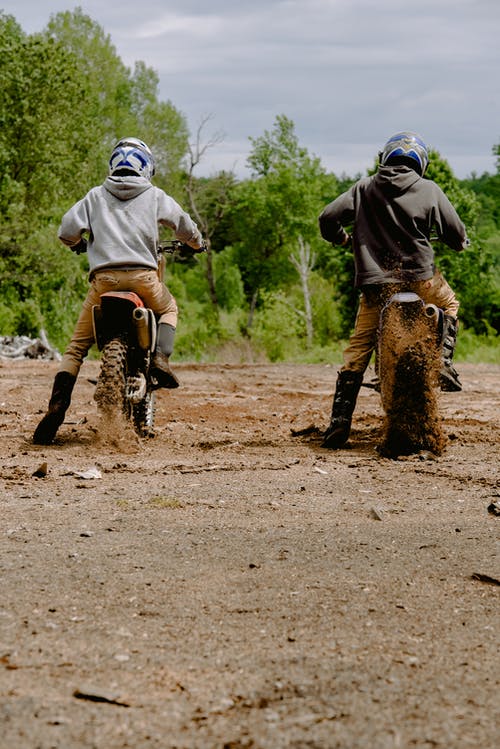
[319,131,470,449]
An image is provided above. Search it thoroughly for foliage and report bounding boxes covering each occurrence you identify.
[213,248,245,312]
[1,14,96,221]
[250,291,303,361]
[455,326,500,364]
[0,8,189,350]
[229,115,338,326]
[493,141,500,173]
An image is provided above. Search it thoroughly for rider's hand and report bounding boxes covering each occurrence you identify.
[71,238,88,255]
[332,228,351,247]
[178,243,195,258]
[340,230,351,247]
[180,241,206,257]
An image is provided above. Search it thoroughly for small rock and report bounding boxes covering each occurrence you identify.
[75,467,102,480]
[32,462,48,478]
[487,499,500,516]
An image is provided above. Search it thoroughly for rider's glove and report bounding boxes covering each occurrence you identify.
[179,241,207,257]
[339,229,351,247]
[71,238,88,255]
[174,244,198,266]
[331,228,351,247]
[178,243,196,258]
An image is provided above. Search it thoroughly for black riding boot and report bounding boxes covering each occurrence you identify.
[150,323,179,389]
[33,371,76,444]
[321,370,364,449]
[439,315,462,392]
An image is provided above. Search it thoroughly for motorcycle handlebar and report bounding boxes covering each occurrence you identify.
[158,240,207,256]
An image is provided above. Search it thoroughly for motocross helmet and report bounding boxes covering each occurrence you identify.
[379,131,429,175]
[109,137,155,179]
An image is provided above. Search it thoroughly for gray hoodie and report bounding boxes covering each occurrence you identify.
[58,176,203,274]
[319,165,469,288]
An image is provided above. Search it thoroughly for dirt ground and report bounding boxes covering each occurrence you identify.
[0,358,498,749]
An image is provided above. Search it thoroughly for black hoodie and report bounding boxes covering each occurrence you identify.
[319,165,469,288]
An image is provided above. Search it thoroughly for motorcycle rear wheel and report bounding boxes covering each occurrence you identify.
[94,337,129,419]
[95,337,156,436]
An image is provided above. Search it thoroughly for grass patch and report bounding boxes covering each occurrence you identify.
[147,496,184,509]
[456,328,499,364]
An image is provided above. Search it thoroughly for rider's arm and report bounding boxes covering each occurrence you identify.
[156,189,203,250]
[319,188,355,246]
[58,195,91,250]
[432,184,470,252]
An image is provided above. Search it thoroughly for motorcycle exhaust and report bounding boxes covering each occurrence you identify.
[424,303,445,344]
[424,304,439,319]
[132,307,154,350]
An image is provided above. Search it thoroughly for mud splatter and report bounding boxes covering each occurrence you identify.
[378,309,446,458]
[95,410,142,453]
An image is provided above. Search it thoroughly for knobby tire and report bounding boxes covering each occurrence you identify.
[94,337,129,419]
[95,337,156,436]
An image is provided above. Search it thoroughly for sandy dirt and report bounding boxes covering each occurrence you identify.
[0,358,499,749]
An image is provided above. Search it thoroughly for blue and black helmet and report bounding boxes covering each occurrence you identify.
[109,137,155,179]
[380,131,429,175]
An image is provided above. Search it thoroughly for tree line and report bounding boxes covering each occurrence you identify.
[1,8,498,362]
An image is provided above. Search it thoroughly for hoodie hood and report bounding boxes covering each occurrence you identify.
[374,164,422,198]
[103,175,153,201]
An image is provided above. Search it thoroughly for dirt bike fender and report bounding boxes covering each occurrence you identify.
[92,292,149,351]
[380,292,444,344]
[100,291,145,307]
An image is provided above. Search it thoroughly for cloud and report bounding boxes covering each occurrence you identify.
[127,12,225,41]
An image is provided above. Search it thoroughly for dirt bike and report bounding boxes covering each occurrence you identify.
[91,241,200,437]
[376,291,447,457]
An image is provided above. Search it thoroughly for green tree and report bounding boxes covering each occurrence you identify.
[425,151,498,334]
[460,144,500,333]
[182,117,239,308]
[0,11,93,343]
[493,141,500,173]
[231,115,337,329]
[0,13,97,221]
[45,8,191,196]
[0,8,191,348]
[46,8,134,157]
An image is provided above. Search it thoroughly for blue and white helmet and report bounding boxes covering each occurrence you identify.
[380,131,429,175]
[109,137,155,179]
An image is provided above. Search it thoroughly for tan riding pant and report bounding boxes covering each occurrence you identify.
[342,271,460,374]
[59,268,178,377]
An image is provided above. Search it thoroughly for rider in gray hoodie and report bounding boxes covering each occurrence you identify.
[319,131,470,449]
[33,137,203,445]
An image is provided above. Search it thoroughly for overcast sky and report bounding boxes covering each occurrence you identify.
[3,0,499,178]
